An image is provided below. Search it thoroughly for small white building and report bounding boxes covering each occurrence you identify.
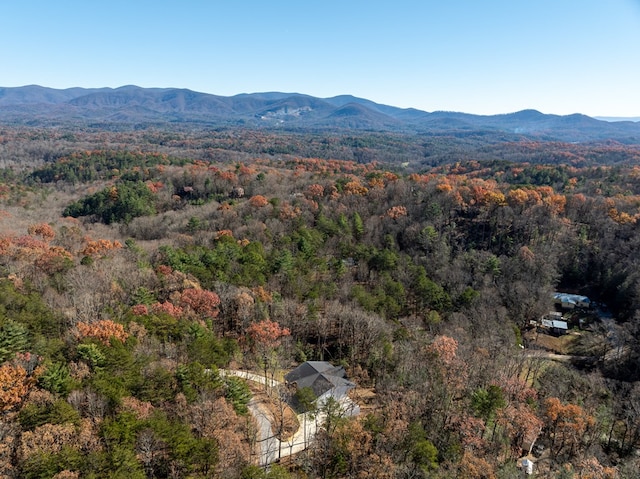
[521,458,534,475]
[541,318,569,335]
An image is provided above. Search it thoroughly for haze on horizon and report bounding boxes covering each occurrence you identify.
[1,0,639,118]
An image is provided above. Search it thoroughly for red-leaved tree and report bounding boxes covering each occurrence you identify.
[178,288,220,319]
[245,319,291,387]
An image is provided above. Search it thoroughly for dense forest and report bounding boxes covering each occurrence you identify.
[0,126,640,478]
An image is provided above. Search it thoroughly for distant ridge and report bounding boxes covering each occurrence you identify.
[1,85,639,143]
[595,116,640,123]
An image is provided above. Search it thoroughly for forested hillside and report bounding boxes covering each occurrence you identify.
[2,86,640,144]
[0,126,639,478]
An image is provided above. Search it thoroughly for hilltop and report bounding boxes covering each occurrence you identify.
[1,85,640,143]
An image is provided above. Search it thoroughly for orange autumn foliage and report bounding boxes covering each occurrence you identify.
[76,320,129,346]
[368,177,385,189]
[343,180,369,196]
[249,195,269,207]
[507,188,530,207]
[544,397,595,456]
[458,451,496,479]
[214,230,234,240]
[496,403,543,457]
[34,245,73,272]
[18,423,77,461]
[436,181,453,193]
[0,232,73,275]
[80,238,123,257]
[0,364,30,412]
[608,208,637,225]
[278,202,302,220]
[483,189,506,206]
[385,205,408,220]
[306,183,325,198]
[27,223,55,241]
[252,286,273,303]
[217,170,238,183]
[428,335,459,364]
[120,396,154,420]
[544,193,567,215]
[382,171,399,182]
[238,163,257,176]
[145,181,163,193]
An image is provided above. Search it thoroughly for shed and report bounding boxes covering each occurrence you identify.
[521,458,534,475]
[541,318,569,335]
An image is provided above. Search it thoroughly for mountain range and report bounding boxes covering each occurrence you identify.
[1,85,639,143]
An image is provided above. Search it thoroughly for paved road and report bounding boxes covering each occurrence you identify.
[220,369,281,388]
[247,398,281,466]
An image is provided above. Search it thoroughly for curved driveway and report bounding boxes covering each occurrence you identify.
[221,369,357,466]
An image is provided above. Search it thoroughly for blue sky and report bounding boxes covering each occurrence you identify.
[2,1,639,116]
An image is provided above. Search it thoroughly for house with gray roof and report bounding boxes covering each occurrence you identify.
[284,361,359,415]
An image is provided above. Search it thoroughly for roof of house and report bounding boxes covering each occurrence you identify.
[553,292,590,305]
[541,319,569,330]
[284,361,355,398]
